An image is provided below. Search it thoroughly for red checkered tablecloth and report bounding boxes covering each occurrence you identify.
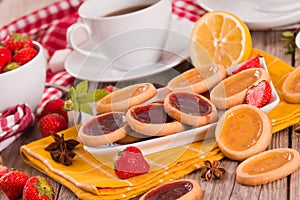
[0,0,208,151]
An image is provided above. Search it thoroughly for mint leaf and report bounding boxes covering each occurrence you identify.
[77,89,109,103]
[67,80,110,116]
[79,103,93,115]
[75,80,88,95]
[69,87,76,102]
[73,101,79,112]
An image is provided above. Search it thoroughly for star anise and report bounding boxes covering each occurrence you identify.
[201,160,225,181]
[45,133,79,166]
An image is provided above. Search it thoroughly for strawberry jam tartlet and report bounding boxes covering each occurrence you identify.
[139,179,202,200]
[164,91,217,127]
[126,103,186,136]
[78,112,127,146]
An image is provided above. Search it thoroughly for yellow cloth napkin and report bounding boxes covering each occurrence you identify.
[250,49,299,133]
[20,49,299,199]
[21,126,223,200]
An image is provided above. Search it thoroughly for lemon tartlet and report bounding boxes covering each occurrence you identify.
[96,83,157,114]
[210,68,270,109]
[236,148,300,186]
[215,104,272,161]
[282,67,300,104]
[167,65,227,94]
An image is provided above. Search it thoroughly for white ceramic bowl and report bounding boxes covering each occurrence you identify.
[0,41,47,112]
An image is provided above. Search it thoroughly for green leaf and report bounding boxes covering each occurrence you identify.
[282,31,294,37]
[73,101,79,112]
[76,89,109,103]
[79,103,93,115]
[69,87,76,102]
[75,80,88,95]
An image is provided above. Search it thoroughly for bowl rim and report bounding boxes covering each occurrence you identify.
[0,41,44,78]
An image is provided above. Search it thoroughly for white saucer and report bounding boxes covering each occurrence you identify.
[197,0,300,30]
[64,15,194,82]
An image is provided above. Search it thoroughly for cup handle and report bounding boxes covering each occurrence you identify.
[66,23,107,59]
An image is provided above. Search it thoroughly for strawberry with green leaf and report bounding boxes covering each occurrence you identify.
[114,146,150,179]
[3,33,34,52]
[22,176,54,200]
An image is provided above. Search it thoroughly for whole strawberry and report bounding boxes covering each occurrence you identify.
[114,146,150,179]
[0,47,12,73]
[3,33,34,52]
[232,55,261,75]
[39,113,68,137]
[40,99,68,121]
[0,170,29,200]
[245,80,272,108]
[22,176,54,200]
[13,47,37,65]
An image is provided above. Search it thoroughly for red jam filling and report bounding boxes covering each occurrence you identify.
[131,104,174,124]
[169,92,212,116]
[84,112,125,136]
[144,181,193,200]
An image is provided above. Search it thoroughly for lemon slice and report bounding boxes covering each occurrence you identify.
[189,10,252,68]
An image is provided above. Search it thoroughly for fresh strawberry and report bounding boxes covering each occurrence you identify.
[3,33,34,52]
[232,55,261,75]
[0,170,29,200]
[22,176,54,200]
[114,146,150,179]
[103,85,115,93]
[39,113,68,137]
[0,47,12,72]
[0,164,8,178]
[13,47,37,65]
[40,99,68,121]
[245,80,272,108]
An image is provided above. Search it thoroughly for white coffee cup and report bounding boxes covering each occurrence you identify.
[67,0,172,71]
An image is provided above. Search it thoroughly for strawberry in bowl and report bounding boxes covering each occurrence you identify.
[0,33,46,112]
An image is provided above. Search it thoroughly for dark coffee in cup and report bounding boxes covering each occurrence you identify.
[104,4,152,17]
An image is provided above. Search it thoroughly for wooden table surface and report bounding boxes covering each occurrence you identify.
[1,26,300,200]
